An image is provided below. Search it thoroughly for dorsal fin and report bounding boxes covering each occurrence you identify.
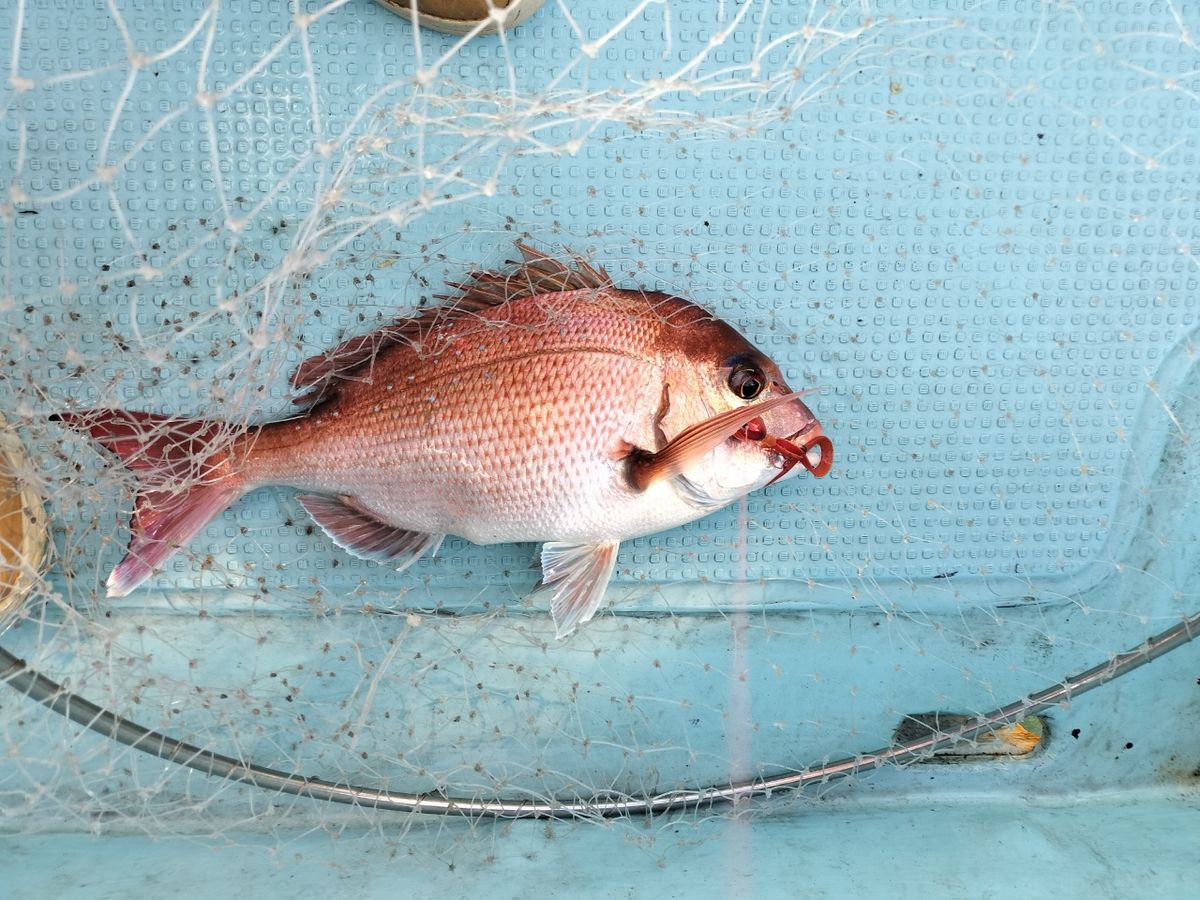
[445,241,613,307]
[290,242,613,405]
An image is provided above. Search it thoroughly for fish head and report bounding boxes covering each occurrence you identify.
[704,350,829,496]
[653,301,831,501]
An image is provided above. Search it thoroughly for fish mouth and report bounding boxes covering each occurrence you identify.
[789,423,832,473]
[735,414,833,483]
[774,423,834,481]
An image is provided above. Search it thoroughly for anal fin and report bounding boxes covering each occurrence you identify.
[538,539,620,638]
[297,494,444,572]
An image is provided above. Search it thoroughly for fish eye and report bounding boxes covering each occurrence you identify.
[728,365,765,401]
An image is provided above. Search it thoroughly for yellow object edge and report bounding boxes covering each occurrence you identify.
[0,412,49,621]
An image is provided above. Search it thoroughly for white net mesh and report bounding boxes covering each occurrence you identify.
[2,0,1199,853]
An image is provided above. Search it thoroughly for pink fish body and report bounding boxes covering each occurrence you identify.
[55,245,831,636]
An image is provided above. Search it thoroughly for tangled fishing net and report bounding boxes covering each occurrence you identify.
[1,0,1198,857]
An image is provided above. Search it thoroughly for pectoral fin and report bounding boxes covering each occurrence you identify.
[626,391,805,491]
[297,494,445,572]
[538,539,621,638]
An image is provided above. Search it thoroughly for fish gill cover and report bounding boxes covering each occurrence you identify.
[0,0,1199,865]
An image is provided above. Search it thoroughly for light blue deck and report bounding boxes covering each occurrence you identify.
[6,797,1200,899]
[1,1,1198,896]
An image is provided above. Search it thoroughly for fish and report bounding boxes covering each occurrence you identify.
[52,244,833,636]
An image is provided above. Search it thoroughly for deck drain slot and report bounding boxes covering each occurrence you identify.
[894,713,1047,762]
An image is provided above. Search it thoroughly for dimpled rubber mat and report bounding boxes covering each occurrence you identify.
[3,0,1199,617]
[7,4,1200,879]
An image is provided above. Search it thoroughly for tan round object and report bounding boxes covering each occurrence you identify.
[0,413,49,620]
[374,0,546,35]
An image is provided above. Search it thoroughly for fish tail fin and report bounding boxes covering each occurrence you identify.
[51,409,248,596]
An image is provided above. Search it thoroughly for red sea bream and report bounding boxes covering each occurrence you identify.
[54,245,832,636]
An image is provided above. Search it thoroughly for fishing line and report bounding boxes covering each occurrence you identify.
[2,607,1195,820]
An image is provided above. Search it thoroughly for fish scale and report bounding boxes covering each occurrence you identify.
[265,351,660,542]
